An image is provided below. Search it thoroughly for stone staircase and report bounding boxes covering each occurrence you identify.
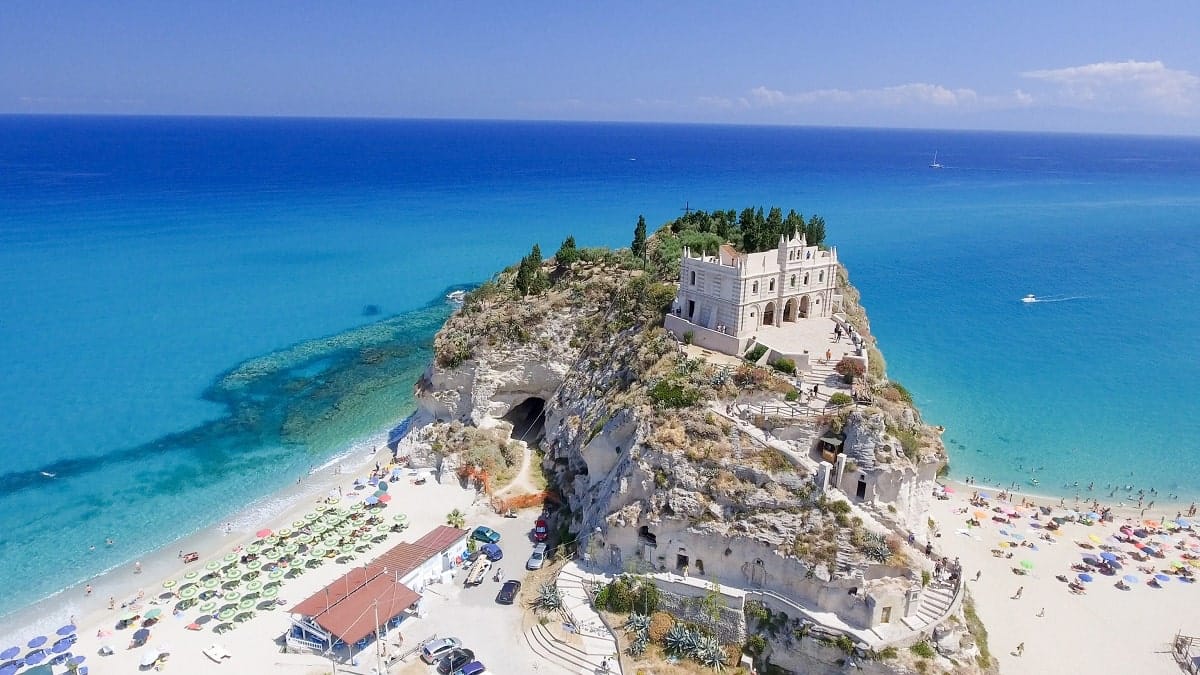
[521,561,620,674]
[904,580,956,630]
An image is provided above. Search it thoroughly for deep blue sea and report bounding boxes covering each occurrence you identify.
[1,117,1198,624]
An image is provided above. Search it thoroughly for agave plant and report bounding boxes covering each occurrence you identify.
[861,532,891,563]
[664,625,691,656]
[532,582,563,611]
[694,635,727,670]
[625,612,650,636]
[626,636,648,656]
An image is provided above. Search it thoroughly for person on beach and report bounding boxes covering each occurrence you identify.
[1012,586,1023,599]
[134,561,142,574]
[108,596,115,610]
[1015,642,1025,656]
[85,584,92,596]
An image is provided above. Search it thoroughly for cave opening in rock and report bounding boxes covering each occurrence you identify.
[503,397,546,444]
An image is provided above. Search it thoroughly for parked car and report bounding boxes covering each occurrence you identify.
[532,518,548,542]
[420,637,463,664]
[471,526,501,544]
[526,543,547,570]
[437,648,476,674]
[480,543,503,561]
[496,579,522,604]
[453,662,487,675]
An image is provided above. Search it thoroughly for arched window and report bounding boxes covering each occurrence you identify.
[818,271,825,283]
[803,273,809,285]
[768,279,775,291]
[790,274,796,288]
[751,281,759,294]
[689,271,696,285]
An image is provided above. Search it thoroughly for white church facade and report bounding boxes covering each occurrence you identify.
[664,233,840,356]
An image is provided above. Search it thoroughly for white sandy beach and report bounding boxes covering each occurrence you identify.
[927,481,1199,674]
[6,437,509,675]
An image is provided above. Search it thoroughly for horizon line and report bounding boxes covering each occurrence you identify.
[1,112,1197,141]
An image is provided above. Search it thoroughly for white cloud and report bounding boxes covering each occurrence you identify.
[1022,60,1198,114]
[741,82,1031,110]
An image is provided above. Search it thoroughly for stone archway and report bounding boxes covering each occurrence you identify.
[799,295,811,319]
[782,298,797,322]
[762,301,776,327]
[502,397,546,444]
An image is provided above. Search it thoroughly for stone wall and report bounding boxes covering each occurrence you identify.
[652,580,747,645]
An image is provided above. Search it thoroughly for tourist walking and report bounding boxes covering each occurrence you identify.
[1012,586,1023,599]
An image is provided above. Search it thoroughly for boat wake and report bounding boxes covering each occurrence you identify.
[1021,294,1085,304]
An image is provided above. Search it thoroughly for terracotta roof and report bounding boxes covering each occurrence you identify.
[411,525,467,553]
[291,568,421,645]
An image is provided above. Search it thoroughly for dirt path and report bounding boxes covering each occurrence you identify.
[494,441,538,497]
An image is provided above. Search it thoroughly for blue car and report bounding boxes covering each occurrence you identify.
[471,526,501,544]
[480,543,503,561]
[453,661,486,675]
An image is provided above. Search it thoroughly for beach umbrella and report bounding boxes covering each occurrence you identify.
[132,628,150,643]
[50,639,72,654]
[161,579,177,589]
[237,598,256,611]
[1175,518,1191,528]
[246,559,262,571]
[292,520,306,529]
[246,543,263,554]
[68,654,85,666]
[179,586,198,599]
[205,560,222,571]
[223,591,241,602]
[350,502,365,511]
[244,580,263,593]
[0,646,18,660]
[1011,533,1026,541]
[1087,534,1102,544]
[393,514,407,523]
[184,570,200,580]
[143,608,162,620]
[340,543,355,555]
[364,495,379,506]
[1155,573,1171,583]
[295,534,313,544]
[376,480,388,492]
[223,567,240,579]
[217,608,235,622]
[0,664,18,675]
[378,493,392,504]
[1144,519,1160,528]
[119,610,138,622]
[199,600,218,613]
[27,636,47,649]
[204,576,222,589]
[256,528,273,539]
[1100,552,1120,563]
[55,624,76,636]
[223,552,238,563]
[1077,573,1094,583]
[279,528,293,537]
[1123,574,1140,584]
[1020,560,1034,570]
[261,586,279,599]
[304,512,320,522]
[24,650,46,665]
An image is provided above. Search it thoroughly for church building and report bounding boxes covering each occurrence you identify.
[664,233,839,356]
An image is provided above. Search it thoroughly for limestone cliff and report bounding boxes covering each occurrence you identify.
[412,247,987,675]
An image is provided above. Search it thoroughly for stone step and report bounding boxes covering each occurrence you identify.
[524,622,596,674]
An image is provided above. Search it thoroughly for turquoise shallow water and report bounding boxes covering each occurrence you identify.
[0,117,1198,625]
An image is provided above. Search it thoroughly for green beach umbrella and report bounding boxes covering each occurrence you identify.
[291,520,305,528]
[199,601,217,613]
[244,580,263,593]
[246,543,263,554]
[1020,560,1035,570]
[179,586,198,599]
[238,598,256,610]
[295,534,313,544]
[350,502,364,511]
[315,503,329,511]
[119,609,138,621]
[205,561,222,571]
[246,559,262,571]
[223,591,241,602]
[184,570,200,580]
[203,577,220,589]
[392,513,408,522]
[268,569,285,580]
[223,568,240,579]
[303,512,319,521]
[217,608,235,621]
[162,579,177,589]
[143,608,162,620]
[223,553,238,563]
[261,585,279,598]
[340,543,355,554]
[279,527,293,537]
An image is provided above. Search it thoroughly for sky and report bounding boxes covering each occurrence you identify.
[1,1,1198,135]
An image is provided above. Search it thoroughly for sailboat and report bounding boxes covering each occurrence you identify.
[929,151,943,169]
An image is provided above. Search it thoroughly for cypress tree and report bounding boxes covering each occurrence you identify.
[631,215,648,258]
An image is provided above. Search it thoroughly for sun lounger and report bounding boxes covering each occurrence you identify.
[203,643,231,662]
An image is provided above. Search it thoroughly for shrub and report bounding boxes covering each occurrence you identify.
[877,646,899,660]
[828,392,853,407]
[649,380,701,408]
[784,389,799,402]
[648,611,674,643]
[744,344,768,362]
[921,570,932,587]
[744,634,767,656]
[834,357,866,380]
[769,358,796,375]
[532,583,564,612]
[682,330,695,345]
[910,640,936,659]
[604,576,635,613]
[636,580,661,614]
[593,585,610,610]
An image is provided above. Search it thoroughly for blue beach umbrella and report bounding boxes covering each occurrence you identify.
[1176,518,1191,528]
[1155,573,1171,583]
[51,638,72,654]
[0,664,16,675]
[1123,574,1140,583]
[0,647,17,660]
[69,654,86,666]
[25,650,46,665]
[364,495,379,506]
[26,636,47,649]
[1077,573,1094,583]
[1100,552,1119,563]
[55,624,76,636]
[1011,533,1026,541]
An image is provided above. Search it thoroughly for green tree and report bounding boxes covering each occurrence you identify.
[805,215,827,247]
[555,235,579,265]
[631,215,648,258]
[739,207,759,252]
[786,209,805,238]
[446,509,466,529]
[766,206,784,246]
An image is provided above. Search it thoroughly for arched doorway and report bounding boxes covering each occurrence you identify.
[799,295,811,319]
[782,298,797,322]
[762,302,776,327]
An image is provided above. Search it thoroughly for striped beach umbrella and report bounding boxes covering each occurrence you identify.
[184,570,200,580]
[237,598,256,611]
[244,580,263,593]
[205,561,221,571]
[340,543,355,555]
[178,586,198,599]
[261,585,279,599]
[199,601,217,613]
[203,577,220,589]
[223,591,241,602]
[217,608,235,622]
[223,553,238,563]
[162,579,177,589]
[392,513,408,523]
[295,534,313,544]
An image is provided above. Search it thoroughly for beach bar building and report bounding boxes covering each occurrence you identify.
[287,525,468,658]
